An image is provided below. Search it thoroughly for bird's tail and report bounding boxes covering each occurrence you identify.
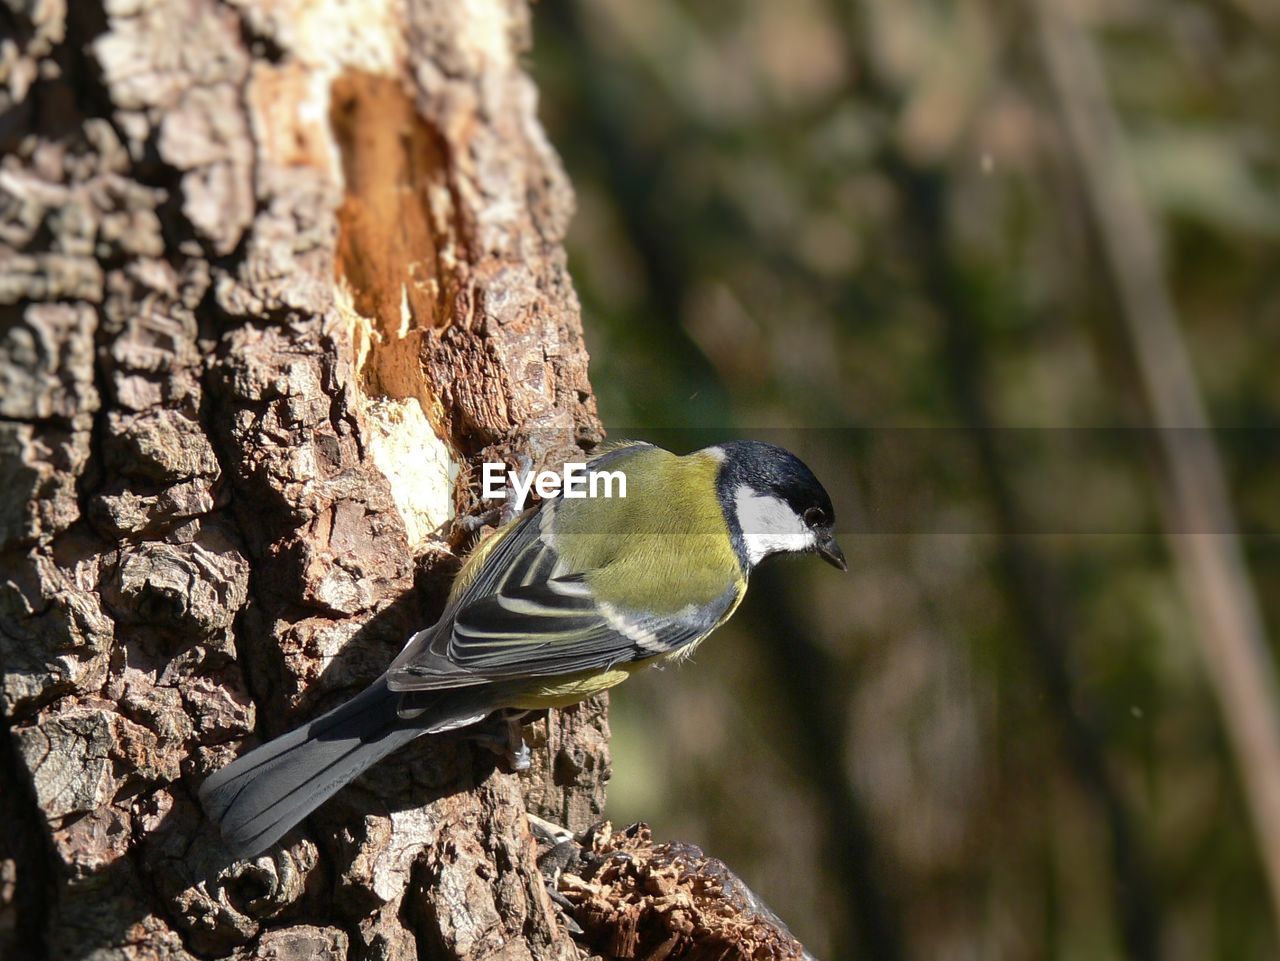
[199,675,437,859]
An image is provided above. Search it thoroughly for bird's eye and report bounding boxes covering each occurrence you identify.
[804,507,827,528]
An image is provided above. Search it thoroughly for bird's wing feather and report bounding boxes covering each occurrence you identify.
[386,512,737,692]
[388,583,728,690]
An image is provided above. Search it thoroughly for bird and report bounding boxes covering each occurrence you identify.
[199,440,845,858]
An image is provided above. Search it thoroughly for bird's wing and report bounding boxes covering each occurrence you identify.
[386,512,739,692]
[388,579,734,691]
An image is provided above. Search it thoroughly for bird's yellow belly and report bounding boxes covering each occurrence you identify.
[503,638,711,710]
[505,665,643,709]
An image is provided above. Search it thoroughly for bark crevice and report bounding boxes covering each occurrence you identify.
[0,712,56,960]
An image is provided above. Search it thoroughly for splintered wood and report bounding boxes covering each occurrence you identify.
[554,824,810,961]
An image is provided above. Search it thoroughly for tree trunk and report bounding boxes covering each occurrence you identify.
[0,2,607,959]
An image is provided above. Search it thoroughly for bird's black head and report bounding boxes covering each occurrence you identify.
[709,440,846,572]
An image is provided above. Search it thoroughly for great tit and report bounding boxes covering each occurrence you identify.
[200,440,844,857]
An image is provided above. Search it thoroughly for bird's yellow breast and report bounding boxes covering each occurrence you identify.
[550,446,741,612]
[504,666,640,709]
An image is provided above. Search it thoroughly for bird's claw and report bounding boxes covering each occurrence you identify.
[466,712,532,772]
[507,730,532,772]
[455,507,502,533]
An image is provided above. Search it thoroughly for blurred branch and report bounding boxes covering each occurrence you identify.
[822,3,1162,958]
[1030,0,1280,931]
[931,228,1161,961]
[752,566,906,961]
[543,0,731,423]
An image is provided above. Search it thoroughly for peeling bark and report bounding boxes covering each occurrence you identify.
[1,1,605,959]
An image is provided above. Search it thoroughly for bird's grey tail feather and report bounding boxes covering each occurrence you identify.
[199,675,432,859]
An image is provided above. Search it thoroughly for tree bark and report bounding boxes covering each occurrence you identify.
[0,2,607,959]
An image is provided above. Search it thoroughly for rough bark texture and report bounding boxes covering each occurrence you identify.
[545,824,811,961]
[0,1,608,959]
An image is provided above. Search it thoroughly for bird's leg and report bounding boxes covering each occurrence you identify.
[466,710,532,772]
[504,714,532,771]
[455,507,501,533]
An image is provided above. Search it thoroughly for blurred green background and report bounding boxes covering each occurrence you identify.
[531,2,1280,959]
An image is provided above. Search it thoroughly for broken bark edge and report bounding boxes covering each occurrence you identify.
[538,822,816,961]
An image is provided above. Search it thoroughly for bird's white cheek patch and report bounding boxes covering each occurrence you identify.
[734,487,815,564]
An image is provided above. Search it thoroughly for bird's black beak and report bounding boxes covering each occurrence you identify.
[818,534,847,572]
